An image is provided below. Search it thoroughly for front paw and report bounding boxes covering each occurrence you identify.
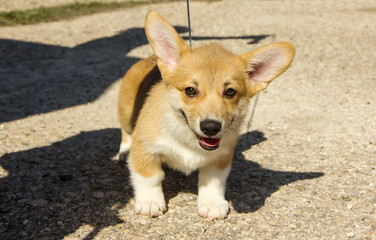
[135,198,166,217]
[198,199,229,220]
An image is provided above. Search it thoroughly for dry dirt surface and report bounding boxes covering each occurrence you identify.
[0,0,375,239]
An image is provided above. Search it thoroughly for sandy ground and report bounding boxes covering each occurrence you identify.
[0,0,375,239]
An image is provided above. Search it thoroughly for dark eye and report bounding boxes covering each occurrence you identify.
[185,87,198,97]
[224,88,236,98]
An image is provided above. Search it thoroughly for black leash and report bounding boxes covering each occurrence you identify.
[186,0,192,49]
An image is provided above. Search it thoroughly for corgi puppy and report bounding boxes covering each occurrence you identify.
[118,11,295,219]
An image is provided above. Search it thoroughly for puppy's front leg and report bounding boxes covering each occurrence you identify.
[129,145,166,217]
[197,158,232,220]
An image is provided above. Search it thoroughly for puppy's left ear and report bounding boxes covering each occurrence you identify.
[240,42,295,97]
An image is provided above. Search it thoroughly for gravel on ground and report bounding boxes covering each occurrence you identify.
[0,0,375,239]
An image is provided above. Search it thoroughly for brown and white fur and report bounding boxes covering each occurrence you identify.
[118,11,295,220]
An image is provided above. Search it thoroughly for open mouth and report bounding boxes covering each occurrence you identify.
[179,109,221,151]
[198,137,221,151]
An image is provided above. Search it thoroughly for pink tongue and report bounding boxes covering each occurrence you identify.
[199,137,221,147]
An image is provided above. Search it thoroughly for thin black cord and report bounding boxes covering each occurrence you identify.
[186,0,192,49]
[247,36,276,131]
[247,93,260,131]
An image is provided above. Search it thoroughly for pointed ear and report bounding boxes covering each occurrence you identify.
[240,42,295,96]
[145,11,189,73]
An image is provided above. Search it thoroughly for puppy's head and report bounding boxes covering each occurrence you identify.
[145,11,295,151]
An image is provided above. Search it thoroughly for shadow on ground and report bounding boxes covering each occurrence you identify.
[163,131,324,213]
[0,129,323,239]
[0,27,179,123]
[0,129,127,240]
[228,132,324,213]
[0,27,271,123]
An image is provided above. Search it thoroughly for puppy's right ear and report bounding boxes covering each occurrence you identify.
[145,11,189,74]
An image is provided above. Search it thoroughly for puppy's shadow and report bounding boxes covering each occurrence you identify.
[163,131,324,213]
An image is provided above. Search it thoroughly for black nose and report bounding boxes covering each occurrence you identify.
[200,120,222,137]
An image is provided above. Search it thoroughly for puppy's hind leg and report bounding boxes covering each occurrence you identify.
[119,128,132,161]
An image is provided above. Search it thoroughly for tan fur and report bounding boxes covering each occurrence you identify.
[120,128,130,144]
[118,55,160,135]
[118,11,295,218]
[129,138,163,177]
[212,143,236,170]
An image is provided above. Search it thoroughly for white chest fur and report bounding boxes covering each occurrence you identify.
[154,133,230,175]
[145,112,232,175]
